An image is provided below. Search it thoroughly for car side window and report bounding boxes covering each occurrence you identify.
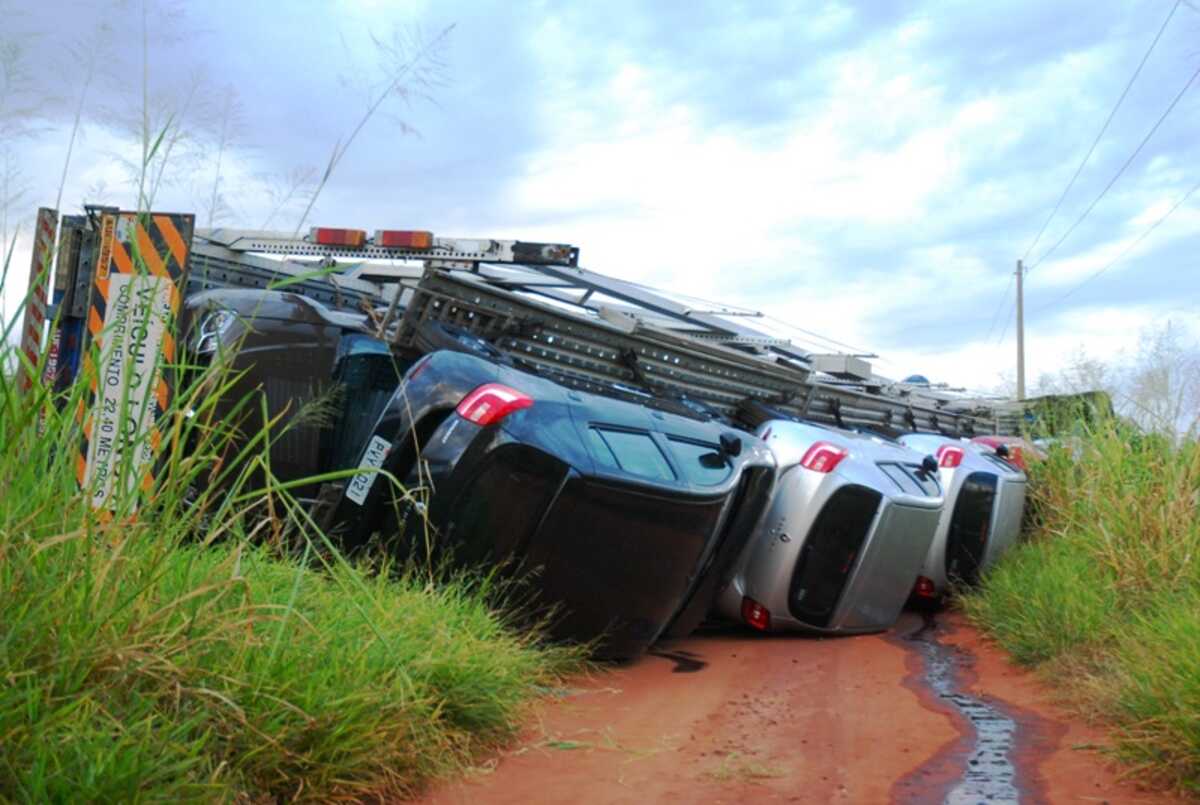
[666,438,731,486]
[593,428,675,481]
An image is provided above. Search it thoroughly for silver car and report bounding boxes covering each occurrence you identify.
[897,434,1027,600]
[717,421,944,634]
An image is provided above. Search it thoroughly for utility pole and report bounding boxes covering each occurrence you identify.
[1015,259,1025,400]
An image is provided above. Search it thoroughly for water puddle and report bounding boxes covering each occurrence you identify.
[906,614,1020,804]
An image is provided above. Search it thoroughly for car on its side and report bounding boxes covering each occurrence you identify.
[897,433,1027,601]
[970,435,1043,472]
[320,349,777,661]
[716,420,944,635]
[183,289,406,500]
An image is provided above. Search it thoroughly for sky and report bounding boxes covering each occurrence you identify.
[2,0,1198,394]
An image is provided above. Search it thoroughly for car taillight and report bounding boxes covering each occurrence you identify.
[800,441,848,473]
[913,576,937,599]
[310,227,367,247]
[936,445,964,468]
[741,597,771,631]
[455,383,534,426]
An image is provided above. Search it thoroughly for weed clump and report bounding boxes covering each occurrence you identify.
[961,423,1200,794]
[0,327,583,801]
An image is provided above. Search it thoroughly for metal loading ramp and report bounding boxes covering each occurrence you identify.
[46,210,1011,438]
[394,267,998,437]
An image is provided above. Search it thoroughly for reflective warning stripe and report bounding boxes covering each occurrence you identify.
[78,211,195,511]
[17,208,58,392]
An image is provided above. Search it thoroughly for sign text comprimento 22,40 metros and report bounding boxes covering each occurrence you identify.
[78,211,194,511]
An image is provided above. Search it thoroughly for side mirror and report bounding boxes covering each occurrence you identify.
[920,455,938,475]
[995,444,1010,458]
[719,432,743,457]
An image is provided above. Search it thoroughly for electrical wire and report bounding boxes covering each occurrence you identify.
[996,297,1015,345]
[1030,61,1200,271]
[1031,176,1200,316]
[1021,0,1182,262]
[984,272,1016,343]
[761,314,874,355]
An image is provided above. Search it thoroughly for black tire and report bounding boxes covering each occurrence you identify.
[414,320,506,363]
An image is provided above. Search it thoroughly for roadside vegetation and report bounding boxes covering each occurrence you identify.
[962,419,1200,794]
[0,302,584,800]
[0,8,581,801]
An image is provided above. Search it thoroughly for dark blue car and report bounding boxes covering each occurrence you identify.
[322,349,776,660]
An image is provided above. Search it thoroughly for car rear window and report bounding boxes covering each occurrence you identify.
[878,463,921,495]
[589,428,676,482]
[981,454,1020,474]
[666,438,731,486]
[878,462,940,497]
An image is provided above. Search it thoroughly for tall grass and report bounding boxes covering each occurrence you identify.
[961,423,1200,794]
[0,275,583,799]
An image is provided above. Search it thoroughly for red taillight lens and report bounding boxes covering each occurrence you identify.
[936,445,964,468]
[455,383,534,426]
[741,597,771,631]
[376,229,433,249]
[310,227,367,247]
[913,576,937,599]
[1008,446,1025,468]
[800,441,848,474]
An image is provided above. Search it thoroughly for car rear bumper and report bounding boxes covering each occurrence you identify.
[719,482,941,635]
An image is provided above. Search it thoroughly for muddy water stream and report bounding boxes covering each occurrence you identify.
[906,614,1021,804]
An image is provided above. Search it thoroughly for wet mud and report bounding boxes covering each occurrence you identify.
[419,617,1184,805]
[897,614,1020,803]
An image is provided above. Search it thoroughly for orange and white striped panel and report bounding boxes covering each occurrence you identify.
[77,211,195,510]
[17,208,58,393]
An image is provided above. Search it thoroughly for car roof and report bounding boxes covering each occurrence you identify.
[495,361,742,444]
[758,419,928,467]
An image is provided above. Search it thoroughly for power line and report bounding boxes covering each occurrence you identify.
[1030,61,1200,271]
[761,314,873,355]
[984,272,1016,343]
[1022,0,1182,263]
[1031,176,1200,316]
[618,276,875,355]
[996,296,1016,345]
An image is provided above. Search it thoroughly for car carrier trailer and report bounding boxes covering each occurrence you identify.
[26,205,1013,440]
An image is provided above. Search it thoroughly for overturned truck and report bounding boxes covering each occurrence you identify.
[34,208,1022,657]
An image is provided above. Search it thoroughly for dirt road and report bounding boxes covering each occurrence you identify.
[423,612,1181,804]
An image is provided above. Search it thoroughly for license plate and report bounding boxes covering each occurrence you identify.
[346,435,392,505]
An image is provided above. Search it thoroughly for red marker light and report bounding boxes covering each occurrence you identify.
[936,445,964,468]
[310,227,367,247]
[455,383,534,426]
[800,441,848,474]
[913,576,937,599]
[741,597,771,631]
[376,229,433,249]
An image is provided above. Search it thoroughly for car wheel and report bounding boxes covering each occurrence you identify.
[414,320,507,363]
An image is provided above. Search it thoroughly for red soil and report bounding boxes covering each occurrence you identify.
[419,613,1185,804]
